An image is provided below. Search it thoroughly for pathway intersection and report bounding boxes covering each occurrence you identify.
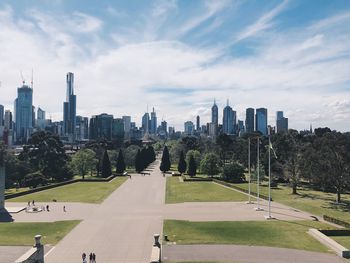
[6,159,347,263]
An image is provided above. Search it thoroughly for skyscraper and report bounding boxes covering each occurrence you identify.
[255,108,268,135]
[112,118,124,140]
[276,111,288,133]
[211,99,218,126]
[122,116,131,140]
[150,107,157,135]
[0,105,4,126]
[14,84,33,143]
[63,72,77,142]
[196,115,200,131]
[4,110,12,130]
[223,101,234,134]
[36,107,46,130]
[142,112,150,134]
[245,108,254,133]
[184,121,194,135]
[76,116,89,141]
[89,113,113,140]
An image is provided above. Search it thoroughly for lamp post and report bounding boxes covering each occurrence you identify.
[265,132,275,219]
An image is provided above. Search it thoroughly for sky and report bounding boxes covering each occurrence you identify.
[0,0,349,132]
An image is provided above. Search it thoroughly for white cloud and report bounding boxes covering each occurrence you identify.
[235,0,289,42]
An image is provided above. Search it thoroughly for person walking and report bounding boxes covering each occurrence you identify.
[92,253,96,263]
[89,252,93,263]
[63,206,66,212]
[46,205,49,212]
[82,252,86,263]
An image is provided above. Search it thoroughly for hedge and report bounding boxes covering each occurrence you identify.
[323,215,350,229]
[213,179,272,201]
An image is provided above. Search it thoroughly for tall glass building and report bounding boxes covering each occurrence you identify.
[255,108,268,135]
[14,84,33,143]
[245,108,255,133]
[211,99,218,126]
[150,107,157,135]
[223,102,233,135]
[63,72,76,142]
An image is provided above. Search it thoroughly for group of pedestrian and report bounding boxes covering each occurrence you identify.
[27,200,67,213]
[82,252,96,263]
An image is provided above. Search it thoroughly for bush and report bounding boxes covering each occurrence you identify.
[221,163,245,183]
[200,153,221,177]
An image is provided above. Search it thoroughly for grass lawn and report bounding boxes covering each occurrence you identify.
[229,182,350,222]
[7,177,127,203]
[0,220,80,246]
[163,220,335,253]
[331,236,350,249]
[166,177,249,204]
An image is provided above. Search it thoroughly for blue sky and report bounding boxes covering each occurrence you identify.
[0,0,350,131]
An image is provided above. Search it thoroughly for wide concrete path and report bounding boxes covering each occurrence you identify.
[163,244,347,263]
[45,160,166,263]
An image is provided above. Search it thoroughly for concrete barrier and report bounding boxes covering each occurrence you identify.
[15,235,44,263]
[308,228,350,258]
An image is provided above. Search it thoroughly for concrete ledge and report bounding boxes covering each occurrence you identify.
[308,228,350,258]
[14,247,37,263]
[150,246,161,263]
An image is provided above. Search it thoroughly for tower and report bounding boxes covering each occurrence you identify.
[14,84,33,144]
[63,72,77,142]
[255,108,268,135]
[245,108,254,133]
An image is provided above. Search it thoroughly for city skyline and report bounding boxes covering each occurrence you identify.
[0,1,349,131]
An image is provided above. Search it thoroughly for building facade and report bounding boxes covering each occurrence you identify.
[14,84,33,144]
[255,108,268,135]
[63,72,76,142]
[245,108,254,133]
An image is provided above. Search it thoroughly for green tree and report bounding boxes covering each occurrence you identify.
[187,155,197,177]
[71,149,97,179]
[160,146,171,173]
[177,151,187,175]
[101,150,112,178]
[185,150,201,171]
[200,153,221,177]
[19,131,72,181]
[222,163,245,183]
[116,149,126,174]
[135,149,143,173]
[124,145,140,168]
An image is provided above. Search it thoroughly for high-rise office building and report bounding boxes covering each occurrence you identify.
[122,116,131,140]
[237,120,245,135]
[184,121,194,135]
[211,99,218,126]
[63,72,77,142]
[223,101,234,134]
[196,115,200,131]
[36,107,46,130]
[161,120,167,136]
[150,107,157,135]
[76,116,89,141]
[0,105,4,126]
[4,110,12,130]
[89,113,113,140]
[276,111,288,133]
[142,112,150,134]
[255,108,268,135]
[245,108,254,133]
[14,84,33,143]
[112,118,124,140]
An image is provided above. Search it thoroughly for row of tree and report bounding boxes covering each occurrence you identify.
[164,128,350,202]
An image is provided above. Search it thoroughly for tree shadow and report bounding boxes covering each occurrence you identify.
[0,209,14,222]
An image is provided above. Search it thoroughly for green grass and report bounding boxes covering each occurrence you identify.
[331,236,350,249]
[166,177,249,204]
[163,220,335,253]
[229,182,350,222]
[0,220,80,245]
[7,177,127,203]
[5,187,30,195]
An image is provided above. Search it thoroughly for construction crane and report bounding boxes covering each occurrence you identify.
[20,70,25,85]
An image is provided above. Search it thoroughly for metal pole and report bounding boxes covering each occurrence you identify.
[268,135,271,218]
[248,138,251,203]
[257,137,260,210]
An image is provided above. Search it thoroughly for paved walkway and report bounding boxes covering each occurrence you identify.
[45,160,166,263]
[162,245,348,263]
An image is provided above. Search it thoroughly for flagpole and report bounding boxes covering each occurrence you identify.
[255,136,263,211]
[268,134,271,217]
[247,137,252,204]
